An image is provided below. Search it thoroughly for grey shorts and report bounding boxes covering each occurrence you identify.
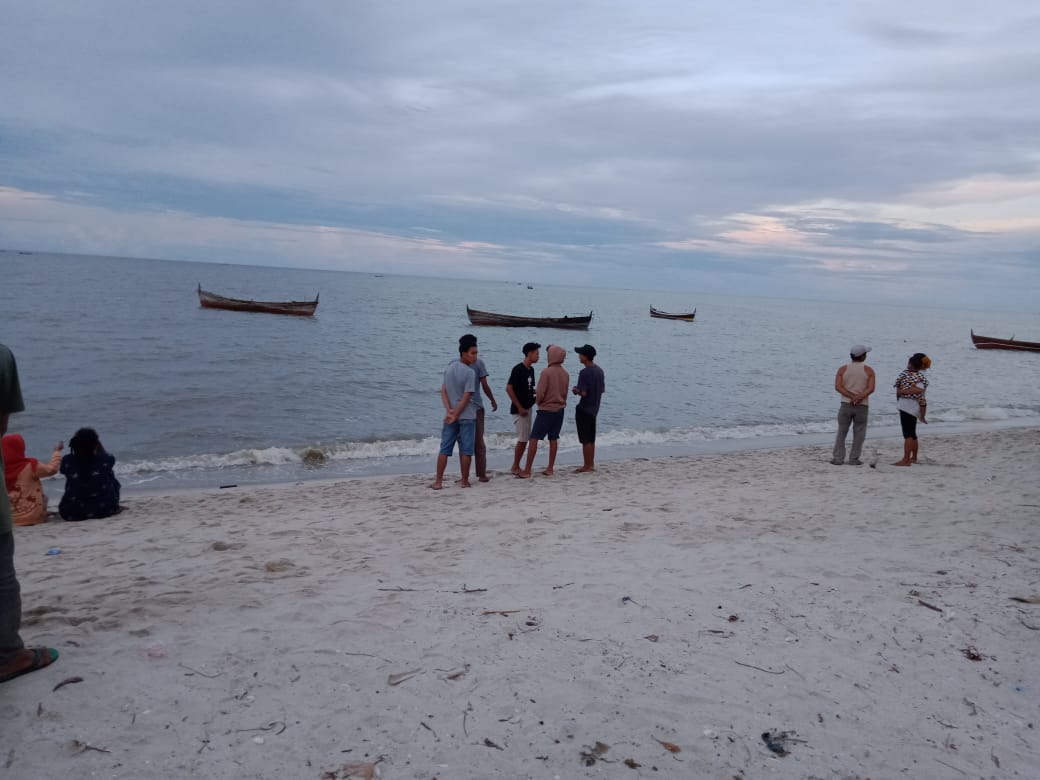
[512,411,533,442]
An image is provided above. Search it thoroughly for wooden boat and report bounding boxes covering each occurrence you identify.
[197,284,318,316]
[970,330,1040,352]
[466,306,592,330]
[650,306,696,321]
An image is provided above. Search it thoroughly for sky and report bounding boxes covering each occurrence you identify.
[1,1,1038,309]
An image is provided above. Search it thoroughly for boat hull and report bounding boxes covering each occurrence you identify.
[466,306,592,329]
[970,331,1040,352]
[650,307,696,321]
[198,286,318,316]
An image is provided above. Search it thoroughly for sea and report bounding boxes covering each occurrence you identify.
[2,251,1038,495]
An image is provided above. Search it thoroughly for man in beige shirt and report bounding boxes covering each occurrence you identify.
[516,345,568,478]
[831,344,876,465]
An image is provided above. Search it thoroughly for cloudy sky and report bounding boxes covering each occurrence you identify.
[2,1,1038,309]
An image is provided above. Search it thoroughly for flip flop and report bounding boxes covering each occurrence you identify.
[0,647,59,684]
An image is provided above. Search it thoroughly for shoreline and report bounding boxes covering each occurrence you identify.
[93,416,1040,497]
[6,427,1039,778]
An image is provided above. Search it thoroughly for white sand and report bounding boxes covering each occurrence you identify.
[3,428,1039,779]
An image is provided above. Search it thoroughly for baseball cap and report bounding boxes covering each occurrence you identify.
[574,344,597,359]
[850,344,871,357]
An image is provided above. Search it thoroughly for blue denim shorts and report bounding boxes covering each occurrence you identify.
[530,409,565,441]
[439,419,476,456]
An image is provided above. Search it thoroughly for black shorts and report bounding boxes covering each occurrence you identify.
[899,410,918,440]
[530,409,565,441]
[575,408,597,444]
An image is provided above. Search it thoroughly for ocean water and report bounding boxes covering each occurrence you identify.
[2,250,1039,493]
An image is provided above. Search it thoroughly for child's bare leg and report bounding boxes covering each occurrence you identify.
[919,402,928,424]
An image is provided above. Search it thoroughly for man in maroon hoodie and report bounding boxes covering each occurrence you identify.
[517,345,569,478]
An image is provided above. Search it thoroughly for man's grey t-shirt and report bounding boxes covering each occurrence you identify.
[444,359,477,420]
[470,358,489,411]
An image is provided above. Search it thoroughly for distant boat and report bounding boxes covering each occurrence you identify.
[197,284,319,316]
[970,330,1040,352]
[466,306,592,330]
[650,306,696,321]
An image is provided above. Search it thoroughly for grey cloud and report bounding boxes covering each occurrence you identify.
[1,2,1038,309]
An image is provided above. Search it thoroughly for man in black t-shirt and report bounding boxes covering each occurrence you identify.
[505,342,540,474]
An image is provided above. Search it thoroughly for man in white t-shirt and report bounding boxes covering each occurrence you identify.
[831,344,876,465]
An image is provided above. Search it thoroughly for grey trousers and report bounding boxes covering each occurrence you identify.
[833,403,869,463]
[0,532,24,666]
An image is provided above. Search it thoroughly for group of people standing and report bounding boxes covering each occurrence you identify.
[432,335,605,489]
[831,344,932,467]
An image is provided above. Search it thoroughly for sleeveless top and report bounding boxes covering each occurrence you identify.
[840,362,870,406]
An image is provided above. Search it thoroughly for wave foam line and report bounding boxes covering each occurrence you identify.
[117,405,1039,477]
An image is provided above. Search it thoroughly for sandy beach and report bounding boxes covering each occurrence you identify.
[2,428,1038,779]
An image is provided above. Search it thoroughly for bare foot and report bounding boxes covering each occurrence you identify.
[574,466,594,473]
[510,467,521,475]
[515,472,532,479]
[478,476,490,483]
[891,460,911,467]
[430,481,443,490]
[541,468,554,477]
[458,480,472,488]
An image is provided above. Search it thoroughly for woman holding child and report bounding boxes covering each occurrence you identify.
[893,353,931,466]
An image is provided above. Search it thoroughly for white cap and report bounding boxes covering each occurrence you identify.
[850,345,871,357]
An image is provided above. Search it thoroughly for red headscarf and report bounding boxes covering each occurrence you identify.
[2,434,37,493]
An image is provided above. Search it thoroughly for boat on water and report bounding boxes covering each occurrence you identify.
[466,306,592,330]
[650,306,696,321]
[197,284,319,316]
[970,330,1040,352]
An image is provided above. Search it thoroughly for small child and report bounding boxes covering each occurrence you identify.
[918,355,932,423]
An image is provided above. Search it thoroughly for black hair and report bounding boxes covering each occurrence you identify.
[522,342,541,355]
[908,353,926,371]
[458,334,477,354]
[69,427,100,473]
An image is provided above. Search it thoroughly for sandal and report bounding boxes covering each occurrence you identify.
[0,647,59,684]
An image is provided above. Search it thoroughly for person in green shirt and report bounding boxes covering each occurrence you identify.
[0,342,60,684]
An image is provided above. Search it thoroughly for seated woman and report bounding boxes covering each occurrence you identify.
[2,434,64,526]
[59,428,122,521]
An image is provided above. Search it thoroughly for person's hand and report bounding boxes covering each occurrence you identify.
[571,386,580,395]
[54,441,64,451]
[490,400,498,412]
[519,408,529,417]
[444,410,458,424]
